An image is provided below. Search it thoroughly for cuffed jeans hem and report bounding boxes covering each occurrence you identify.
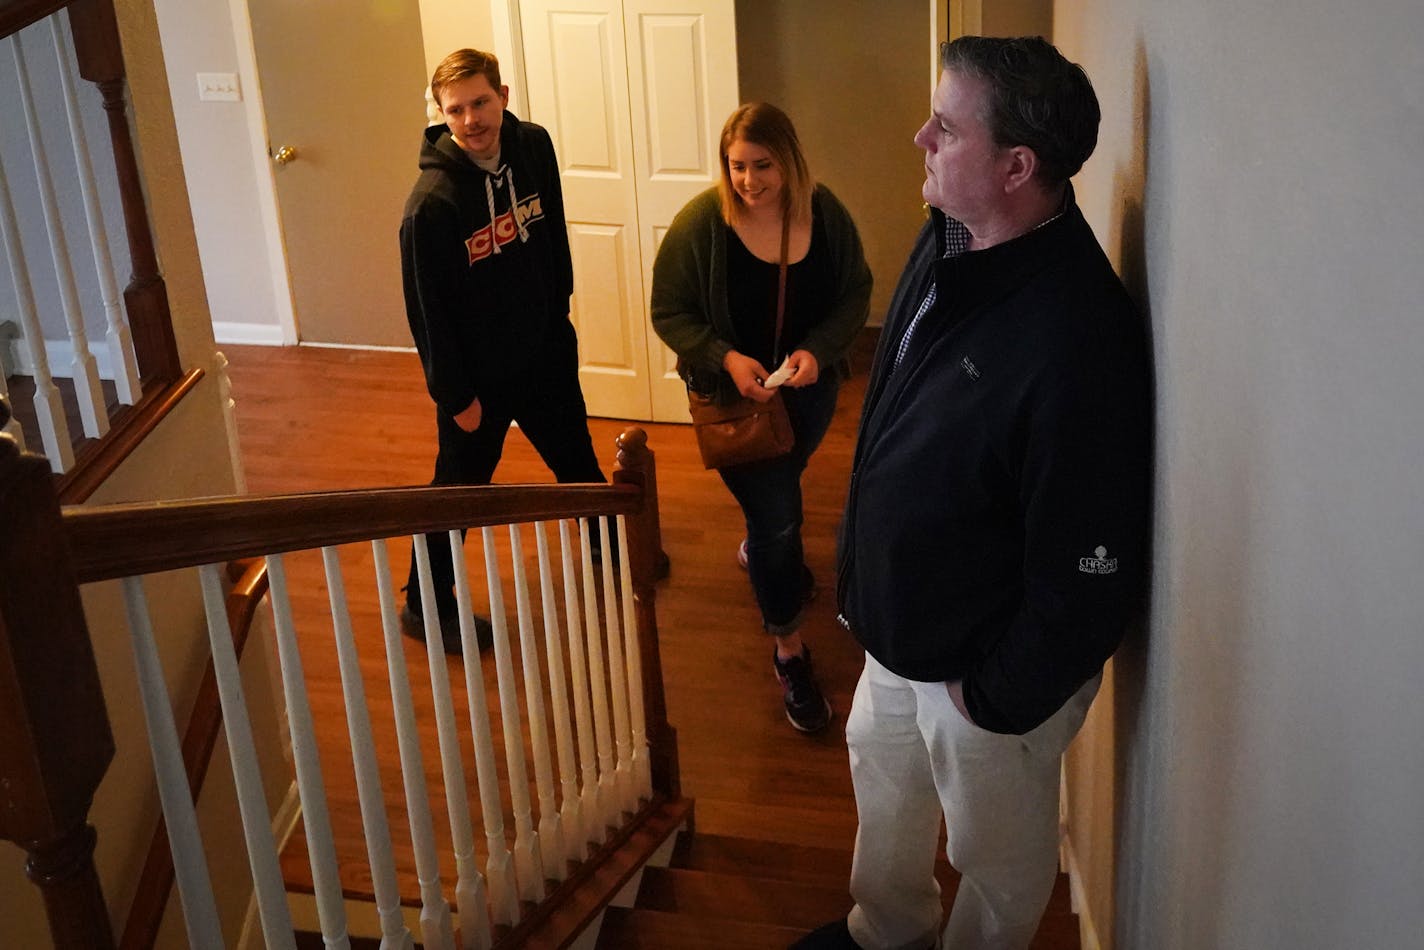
[764,608,805,638]
[847,908,938,950]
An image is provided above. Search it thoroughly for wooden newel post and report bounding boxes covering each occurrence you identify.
[0,396,118,949]
[68,0,181,384]
[613,426,679,799]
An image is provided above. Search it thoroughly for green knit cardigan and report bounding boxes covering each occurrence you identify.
[650,184,873,403]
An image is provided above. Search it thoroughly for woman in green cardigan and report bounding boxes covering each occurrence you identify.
[651,102,872,734]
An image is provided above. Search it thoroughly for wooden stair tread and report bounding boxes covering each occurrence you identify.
[596,906,804,948]
[634,865,854,930]
[665,831,1072,915]
[668,830,853,889]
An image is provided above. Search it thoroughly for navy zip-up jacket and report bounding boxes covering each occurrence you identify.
[837,197,1151,734]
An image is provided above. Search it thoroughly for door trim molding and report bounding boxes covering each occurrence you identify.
[229,0,299,345]
[490,0,529,117]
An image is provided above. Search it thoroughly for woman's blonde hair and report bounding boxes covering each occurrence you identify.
[717,102,813,227]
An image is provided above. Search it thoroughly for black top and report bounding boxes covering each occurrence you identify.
[724,204,834,369]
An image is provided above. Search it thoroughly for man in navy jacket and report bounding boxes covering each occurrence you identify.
[797,36,1151,950]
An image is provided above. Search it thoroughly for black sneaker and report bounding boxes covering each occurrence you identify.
[772,646,832,734]
[589,518,620,566]
[400,604,493,655]
[789,917,862,949]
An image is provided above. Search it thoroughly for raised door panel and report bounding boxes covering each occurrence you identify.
[622,0,738,422]
[522,0,651,419]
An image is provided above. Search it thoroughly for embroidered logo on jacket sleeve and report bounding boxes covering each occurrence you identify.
[1078,545,1119,575]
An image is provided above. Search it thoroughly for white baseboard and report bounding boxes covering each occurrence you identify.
[300,339,417,353]
[213,321,289,346]
[4,335,114,379]
[1060,833,1104,950]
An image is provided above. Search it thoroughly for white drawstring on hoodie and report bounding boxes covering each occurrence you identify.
[482,164,530,254]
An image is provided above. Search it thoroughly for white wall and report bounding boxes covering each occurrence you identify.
[1055,1,1424,946]
[152,0,285,344]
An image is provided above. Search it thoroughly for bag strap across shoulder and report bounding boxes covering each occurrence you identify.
[773,212,789,363]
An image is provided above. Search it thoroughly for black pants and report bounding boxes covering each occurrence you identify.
[406,322,605,618]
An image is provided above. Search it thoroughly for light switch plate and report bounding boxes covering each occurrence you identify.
[197,72,241,102]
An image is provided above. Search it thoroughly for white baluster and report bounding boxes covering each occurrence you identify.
[10,34,107,437]
[578,518,617,839]
[557,519,597,859]
[190,566,299,950]
[509,524,563,881]
[118,576,225,949]
[480,526,544,902]
[52,12,140,404]
[264,555,352,949]
[616,514,652,799]
[411,534,494,947]
[320,548,414,950]
[597,517,635,815]
[372,541,455,950]
[441,528,516,926]
[216,352,248,493]
[0,124,71,470]
[535,522,582,869]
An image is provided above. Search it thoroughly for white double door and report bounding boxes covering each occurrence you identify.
[520,0,738,422]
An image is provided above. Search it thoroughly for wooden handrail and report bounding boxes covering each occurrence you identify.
[64,481,643,583]
[3,419,680,947]
[0,0,70,36]
[56,369,205,504]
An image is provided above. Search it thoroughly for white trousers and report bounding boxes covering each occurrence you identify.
[844,653,1100,950]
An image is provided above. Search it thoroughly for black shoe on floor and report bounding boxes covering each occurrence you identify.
[400,604,493,655]
[789,918,933,950]
[772,645,832,734]
[589,517,620,566]
[789,917,861,949]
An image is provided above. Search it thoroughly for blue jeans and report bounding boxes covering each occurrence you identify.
[717,375,840,635]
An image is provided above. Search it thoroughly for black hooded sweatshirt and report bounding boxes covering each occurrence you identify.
[400,112,573,417]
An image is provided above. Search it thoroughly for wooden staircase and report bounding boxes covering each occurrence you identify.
[597,830,1081,948]
[217,342,1091,950]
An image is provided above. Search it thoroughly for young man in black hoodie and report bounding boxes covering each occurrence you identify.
[796,37,1151,950]
[399,48,606,654]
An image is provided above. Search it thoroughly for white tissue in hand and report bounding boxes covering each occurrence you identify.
[763,356,795,389]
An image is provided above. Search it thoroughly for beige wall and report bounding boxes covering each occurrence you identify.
[736,0,933,325]
[1054,1,1424,947]
[418,0,495,79]
[0,1,286,945]
[981,0,1052,38]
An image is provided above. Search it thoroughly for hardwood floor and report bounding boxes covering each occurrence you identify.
[222,334,877,871]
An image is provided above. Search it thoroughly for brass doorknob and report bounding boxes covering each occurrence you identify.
[272,145,298,165]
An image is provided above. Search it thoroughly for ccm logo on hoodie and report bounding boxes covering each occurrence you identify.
[466,194,545,264]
